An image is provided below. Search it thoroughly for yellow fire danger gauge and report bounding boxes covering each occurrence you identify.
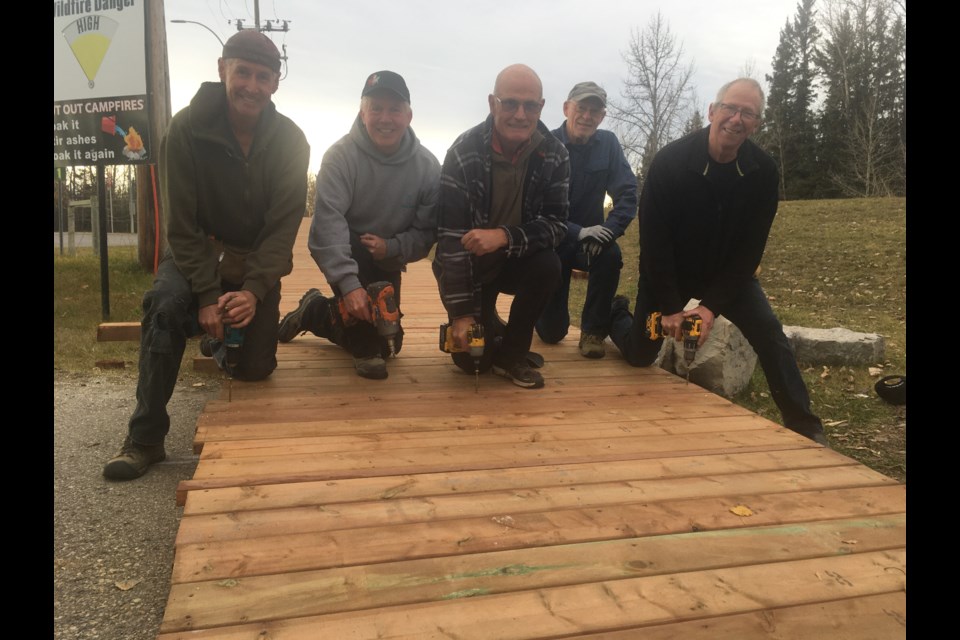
[62,14,118,89]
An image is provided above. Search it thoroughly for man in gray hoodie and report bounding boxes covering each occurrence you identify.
[278,70,440,379]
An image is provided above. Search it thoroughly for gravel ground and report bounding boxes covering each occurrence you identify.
[54,372,220,640]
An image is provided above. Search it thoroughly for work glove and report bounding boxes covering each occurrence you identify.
[577,225,614,244]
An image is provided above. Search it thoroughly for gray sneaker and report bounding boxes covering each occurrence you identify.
[492,358,545,389]
[103,436,166,480]
[579,333,606,359]
[278,288,323,343]
[354,356,388,379]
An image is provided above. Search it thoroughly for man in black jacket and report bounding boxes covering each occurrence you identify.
[609,78,827,445]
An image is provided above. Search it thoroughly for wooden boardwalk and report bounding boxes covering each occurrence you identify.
[159,221,906,639]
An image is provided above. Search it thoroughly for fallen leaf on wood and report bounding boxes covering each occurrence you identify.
[841,539,859,545]
[729,505,754,517]
[115,579,142,591]
[216,579,239,588]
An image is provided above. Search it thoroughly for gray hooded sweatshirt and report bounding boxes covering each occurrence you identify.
[308,114,440,295]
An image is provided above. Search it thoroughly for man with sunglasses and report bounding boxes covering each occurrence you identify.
[608,78,828,445]
[434,64,569,389]
[535,81,637,359]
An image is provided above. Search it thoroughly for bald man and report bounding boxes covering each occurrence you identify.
[433,64,569,389]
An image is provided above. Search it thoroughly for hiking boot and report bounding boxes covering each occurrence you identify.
[278,288,323,343]
[579,332,606,359]
[493,358,545,389]
[354,355,388,380]
[103,436,166,480]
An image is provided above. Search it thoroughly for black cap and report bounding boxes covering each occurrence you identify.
[361,71,410,102]
[221,30,282,73]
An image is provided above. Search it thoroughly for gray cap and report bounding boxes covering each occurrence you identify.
[567,81,607,106]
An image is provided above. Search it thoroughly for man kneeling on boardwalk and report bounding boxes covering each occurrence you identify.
[277,71,441,380]
[433,64,569,389]
[103,31,310,480]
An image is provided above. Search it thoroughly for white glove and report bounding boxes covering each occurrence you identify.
[578,225,615,244]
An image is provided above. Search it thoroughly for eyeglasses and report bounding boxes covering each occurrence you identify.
[494,96,544,115]
[574,103,605,118]
[717,103,761,123]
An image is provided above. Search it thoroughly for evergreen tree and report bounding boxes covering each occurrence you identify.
[816,0,905,197]
[762,0,820,200]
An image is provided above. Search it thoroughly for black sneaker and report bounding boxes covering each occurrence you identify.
[278,288,323,343]
[611,295,632,318]
[354,356,388,380]
[493,358,545,389]
[103,436,166,480]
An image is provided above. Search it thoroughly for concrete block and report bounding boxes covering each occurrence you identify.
[783,326,885,366]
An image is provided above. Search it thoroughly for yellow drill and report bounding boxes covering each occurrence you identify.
[645,312,703,382]
[440,322,485,393]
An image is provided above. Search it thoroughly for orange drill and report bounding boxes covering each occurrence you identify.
[337,281,400,356]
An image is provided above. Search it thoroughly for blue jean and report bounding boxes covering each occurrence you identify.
[535,240,622,342]
[127,253,281,445]
[609,277,824,439]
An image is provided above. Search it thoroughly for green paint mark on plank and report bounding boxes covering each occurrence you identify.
[445,563,577,581]
[442,588,491,600]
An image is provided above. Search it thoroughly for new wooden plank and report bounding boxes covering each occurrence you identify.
[96,321,141,341]
[171,485,905,582]
[564,592,906,639]
[197,417,778,460]
[181,448,854,515]
[182,430,819,490]
[157,550,905,639]
[162,514,905,632]
[175,465,896,544]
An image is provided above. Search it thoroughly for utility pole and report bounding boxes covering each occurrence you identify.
[232,0,291,76]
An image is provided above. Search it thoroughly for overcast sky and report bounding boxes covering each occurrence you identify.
[165,0,800,172]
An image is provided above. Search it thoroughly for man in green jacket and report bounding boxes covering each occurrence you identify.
[103,30,310,480]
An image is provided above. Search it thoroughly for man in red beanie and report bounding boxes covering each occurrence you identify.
[103,31,310,480]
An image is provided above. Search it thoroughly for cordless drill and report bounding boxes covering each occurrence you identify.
[336,281,401,356]
[440,322,485,393]
[645,312,703,381]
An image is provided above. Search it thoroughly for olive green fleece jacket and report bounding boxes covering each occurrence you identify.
[161,81,310,307]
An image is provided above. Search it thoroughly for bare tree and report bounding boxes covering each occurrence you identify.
[607,12,695,179]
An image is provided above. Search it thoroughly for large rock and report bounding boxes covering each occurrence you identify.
[659,300,758,398]
[782,326,885,365]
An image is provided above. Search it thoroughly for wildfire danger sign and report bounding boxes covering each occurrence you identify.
[54,0,152,166]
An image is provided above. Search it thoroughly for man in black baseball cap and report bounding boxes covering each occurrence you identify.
[277,70,440,381]
[103,30,310,480]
